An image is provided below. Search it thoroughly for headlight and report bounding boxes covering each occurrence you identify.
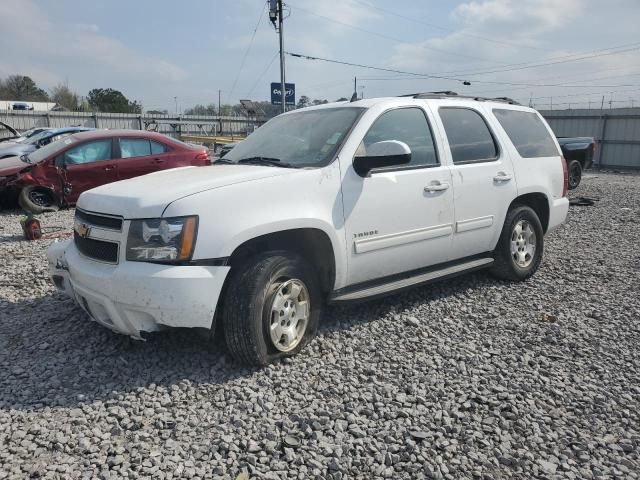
[126,216,198,263]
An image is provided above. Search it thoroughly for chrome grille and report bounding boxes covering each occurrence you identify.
[75,209,123,231]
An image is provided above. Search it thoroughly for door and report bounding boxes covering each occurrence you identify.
[116,138,173,180]
[341,106,455,286]
[61,139,117,203]
[434,105,517,259]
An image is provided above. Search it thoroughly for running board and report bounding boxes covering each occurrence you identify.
[330,257,494,303]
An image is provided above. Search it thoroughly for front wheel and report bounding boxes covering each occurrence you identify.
[18,186,59,214]
[490,205,544,281]
[568,159,582,190]
[222,251,322,366]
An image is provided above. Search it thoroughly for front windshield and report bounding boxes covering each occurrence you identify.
[224,107,364,168]
[25,130,53,145]
[26,135,77,163]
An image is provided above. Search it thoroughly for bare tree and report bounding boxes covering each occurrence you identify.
[50,83,79,110]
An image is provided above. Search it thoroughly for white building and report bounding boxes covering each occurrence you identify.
[0,100,63,111]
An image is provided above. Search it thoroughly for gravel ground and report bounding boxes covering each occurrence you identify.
[0,172,639,479]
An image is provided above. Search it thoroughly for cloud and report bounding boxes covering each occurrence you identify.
[388,0,589,76]
[453,0,582,34]
[0,0,187,91]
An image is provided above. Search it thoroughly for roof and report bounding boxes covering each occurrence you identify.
[285,94,533,115]
[69,129,176,142]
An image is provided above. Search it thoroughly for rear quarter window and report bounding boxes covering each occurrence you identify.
[493,109,559,158]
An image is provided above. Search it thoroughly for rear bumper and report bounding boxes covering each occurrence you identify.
[47,240,230,338]
[547,197,569,233]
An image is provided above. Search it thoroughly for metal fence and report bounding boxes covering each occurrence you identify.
[0,109,264,141]
[540,108,640,169]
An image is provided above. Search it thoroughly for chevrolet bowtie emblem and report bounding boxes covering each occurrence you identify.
[75,222,91,238]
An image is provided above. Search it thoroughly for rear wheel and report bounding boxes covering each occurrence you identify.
[222,251,322,366]
[490,205,544,281]
[568,159,582,190]
[18,186,59,214]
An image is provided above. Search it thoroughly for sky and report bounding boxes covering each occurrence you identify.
[3,0,640,112]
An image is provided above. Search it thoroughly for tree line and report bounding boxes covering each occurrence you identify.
[0,75,141,113]
[1,74,350,117]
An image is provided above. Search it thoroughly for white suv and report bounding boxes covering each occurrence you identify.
[48,93,569,365]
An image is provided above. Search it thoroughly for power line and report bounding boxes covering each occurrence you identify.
[228,1,267,101]
[286,51,640,89]
[436,43,640,77]
[246,52,279,97]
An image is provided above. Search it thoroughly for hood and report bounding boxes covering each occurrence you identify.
[0,156,31,177]
[77,164,299,218]
[0,142,34,156]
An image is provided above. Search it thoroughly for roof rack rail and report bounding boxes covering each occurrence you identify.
[399,91,521,105]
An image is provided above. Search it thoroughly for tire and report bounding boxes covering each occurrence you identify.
[490,205,544,281]
[568,159,582,190]
[18,186,59,214]
[222,251,322,366]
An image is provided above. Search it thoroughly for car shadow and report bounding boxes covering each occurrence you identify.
[0,291,253,411]
[0,270,502,412]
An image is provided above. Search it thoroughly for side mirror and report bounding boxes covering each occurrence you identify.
[353,140,411,176]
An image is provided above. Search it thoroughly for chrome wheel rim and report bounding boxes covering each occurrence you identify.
[510,220,536,268]
[269,279,310,352]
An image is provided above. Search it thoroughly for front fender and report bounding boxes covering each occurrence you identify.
[162,165,349,288]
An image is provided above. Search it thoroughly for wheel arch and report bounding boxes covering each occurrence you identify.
[227,228,337,295]
[509,192,550,233]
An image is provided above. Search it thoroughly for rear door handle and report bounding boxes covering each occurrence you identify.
[424,181,450,192]
[103,165,115,172]
[152,158,165,164]
[493,172,513,182]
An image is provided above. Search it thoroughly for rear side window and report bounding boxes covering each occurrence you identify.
[120,138,151,158]
[359,107,438,167]
[150,141,167,154]
[439,108,498,163]
[493,109,559,158]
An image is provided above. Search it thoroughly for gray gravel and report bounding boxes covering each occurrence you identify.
[1,172,639,479]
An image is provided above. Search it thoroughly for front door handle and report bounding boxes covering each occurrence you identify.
[103,165,115,172]
[152,158,165,164]
[493,172,513,182]
[424,181,450,192]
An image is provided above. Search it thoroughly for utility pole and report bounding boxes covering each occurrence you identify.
[601,96,605,110]
[174,96,178,115]
[218,89,221,115]
[278,0,286,113]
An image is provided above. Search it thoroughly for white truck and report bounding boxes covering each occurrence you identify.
[48,93,569,366]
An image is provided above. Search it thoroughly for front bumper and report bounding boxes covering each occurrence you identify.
[47,240,230,338]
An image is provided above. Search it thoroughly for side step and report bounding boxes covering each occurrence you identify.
[330,257,493,303]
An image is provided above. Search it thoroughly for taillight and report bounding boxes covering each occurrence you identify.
[561,156,568,197]
[195,151,210,164]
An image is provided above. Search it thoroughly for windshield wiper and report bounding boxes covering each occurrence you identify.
[213,158,235,164]
[237,156,297,168]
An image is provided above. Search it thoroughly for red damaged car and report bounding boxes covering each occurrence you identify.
[0,130,210,213]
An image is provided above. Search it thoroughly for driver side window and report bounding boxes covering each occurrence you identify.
[64,140,112,165]
[357,108,439,167]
